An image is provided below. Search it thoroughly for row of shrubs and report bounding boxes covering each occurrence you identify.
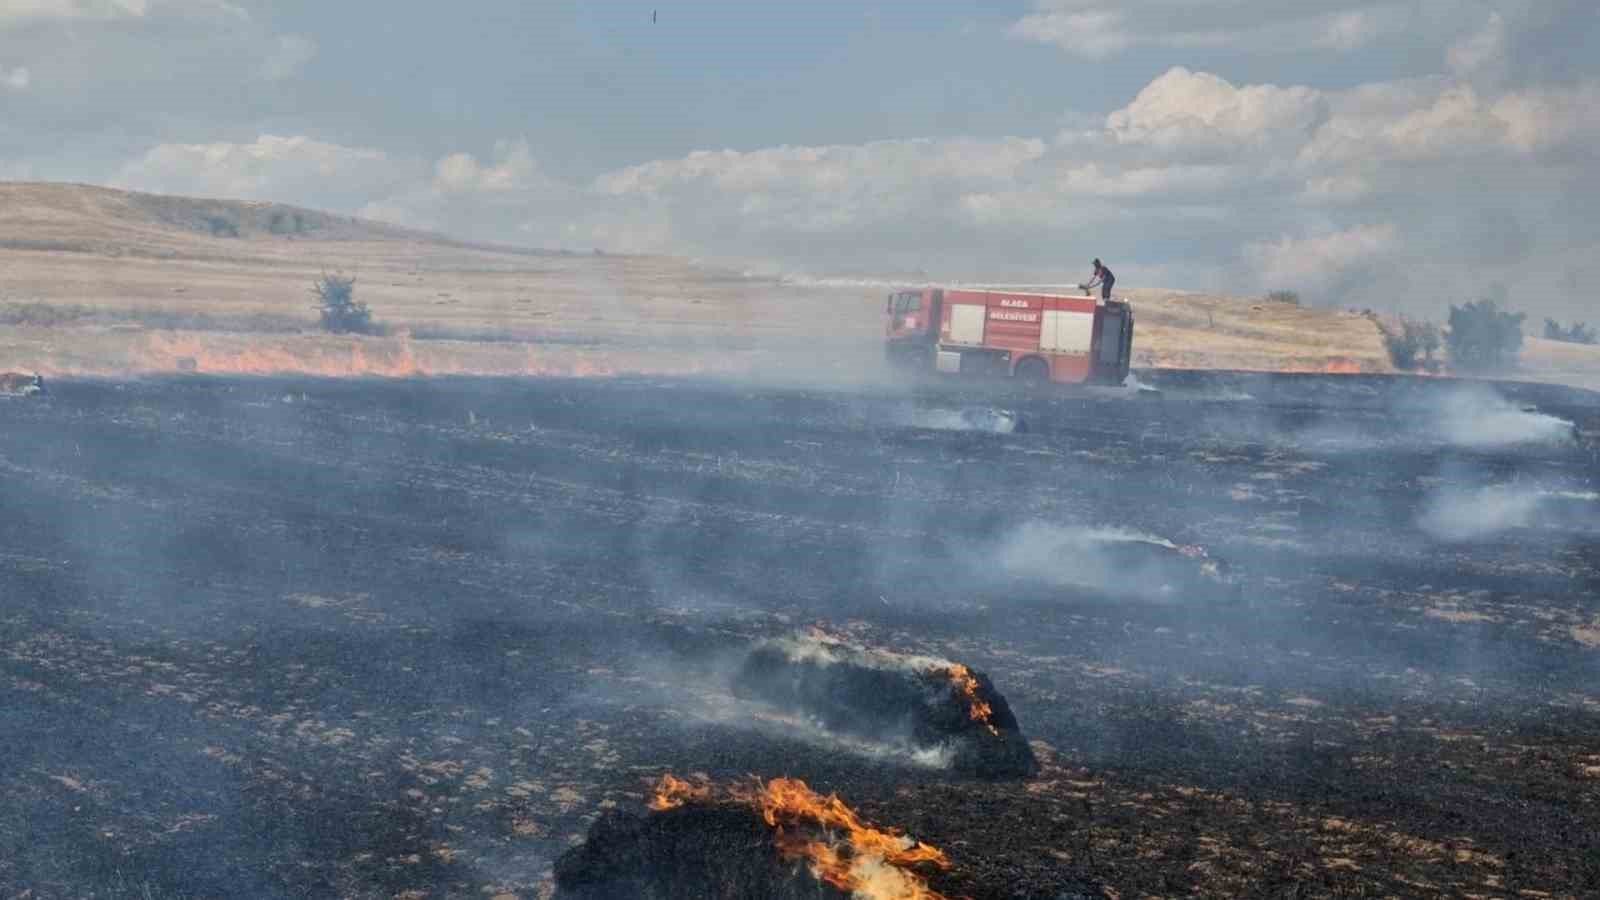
[1544,319,1596,345]
[1372,300,1594,373]
[1376,300,1529,373]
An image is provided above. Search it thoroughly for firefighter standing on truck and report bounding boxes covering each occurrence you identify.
[1083,259,1115,300]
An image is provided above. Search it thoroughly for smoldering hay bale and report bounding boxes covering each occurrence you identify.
[731,633,1038,778]
[554,775,954,900]
[554,804,853,900]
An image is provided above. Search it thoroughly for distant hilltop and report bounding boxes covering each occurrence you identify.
[0,181,570,259]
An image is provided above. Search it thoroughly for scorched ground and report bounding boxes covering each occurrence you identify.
[1,371,1597,898]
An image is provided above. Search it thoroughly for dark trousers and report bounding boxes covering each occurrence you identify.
[1101,277,1115,300]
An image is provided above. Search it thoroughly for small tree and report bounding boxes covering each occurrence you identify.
[1446,299,1524,372]
[1381,317,1442,371]
[1544,318,1597,345]
[1265,290,1301,306]
[312,273,374,335]
[1417,319,1442,369]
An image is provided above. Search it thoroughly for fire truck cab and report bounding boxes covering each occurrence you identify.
[885,288,1134,385]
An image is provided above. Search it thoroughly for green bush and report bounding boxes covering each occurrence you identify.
[1264,290,1301,306]
[1446,299,1524,372]
[203,215,240,238]
[269,210,309,235]
[1381,317,1442,371]
[312,273,377,335]
[1543,318,1597,345]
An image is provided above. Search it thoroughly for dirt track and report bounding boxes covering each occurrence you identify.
[2,371,1598,898]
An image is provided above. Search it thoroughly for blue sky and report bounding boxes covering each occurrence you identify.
[2,1,1598,317]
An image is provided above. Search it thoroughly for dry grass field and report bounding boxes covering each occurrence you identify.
[12,181,1576,383]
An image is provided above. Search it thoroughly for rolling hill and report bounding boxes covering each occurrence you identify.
[0,181,1592,385]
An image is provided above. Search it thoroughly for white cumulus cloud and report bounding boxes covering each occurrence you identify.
[1106,67,1327,154]
[93,26,1600,319]
[0,0,245,29]
[0,0,150,27]
[115,134,417,205]
[1009,1,1417,58]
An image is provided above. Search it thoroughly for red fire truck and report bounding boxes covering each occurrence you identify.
[885,288,1134,385]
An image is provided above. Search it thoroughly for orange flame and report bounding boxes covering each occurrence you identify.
[648,773,713,811]
[932,664,999,736]
[648,775,953,899]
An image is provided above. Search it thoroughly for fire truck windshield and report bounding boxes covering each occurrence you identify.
[890,292,921,315]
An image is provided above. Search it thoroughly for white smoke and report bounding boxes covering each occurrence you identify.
[1418,484,1544,542]
[997,523,1158,587]
[990,522,1228,600]
[1123,373,1162,394]
[761,630,958,680]
[1419,484,1599,542]
[736,704,957,770]
[1287,384,1579,452]
[634,631,972,770]
[847,856,936,900]
[895,406,1023,434]
[1432,386,1578,448]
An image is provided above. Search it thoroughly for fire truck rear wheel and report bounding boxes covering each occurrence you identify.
[1015,358,1050,385]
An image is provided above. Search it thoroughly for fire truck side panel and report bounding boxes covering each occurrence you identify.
[1039,309,1094,353]
[981,318,1039,349]
[928,290,1126,384]
[1048,354,1093,382]
[947,303,987,345]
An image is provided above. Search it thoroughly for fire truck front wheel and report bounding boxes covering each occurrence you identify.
[1015,357,1050,385]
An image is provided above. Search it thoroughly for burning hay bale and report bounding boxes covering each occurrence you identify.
[731,632,1038,778]
[555,775,954,900]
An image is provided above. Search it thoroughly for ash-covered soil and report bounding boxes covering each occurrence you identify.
[1,371,1598,898]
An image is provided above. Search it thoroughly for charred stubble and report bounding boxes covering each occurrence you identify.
[0,371,1596,898]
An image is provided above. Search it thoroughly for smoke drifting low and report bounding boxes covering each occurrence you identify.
[892,406,1026,434]
[1432,386,1580,449]
[1419,484,1600,543]
[987,522,1239,603]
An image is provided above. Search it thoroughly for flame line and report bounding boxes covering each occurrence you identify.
[649,774,955,900]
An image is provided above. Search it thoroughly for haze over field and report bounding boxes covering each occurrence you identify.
[0,182,1419,380]
[2,2,1598,320]
[6,7,1600,898]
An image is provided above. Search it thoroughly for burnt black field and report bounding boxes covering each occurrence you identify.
[2,370,1598,898]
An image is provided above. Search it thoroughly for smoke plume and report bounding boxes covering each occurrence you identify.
[1419,483,1599,542]
[1431,386,1578,448]
[893,406,1026,434]
[989,522,1238,602]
